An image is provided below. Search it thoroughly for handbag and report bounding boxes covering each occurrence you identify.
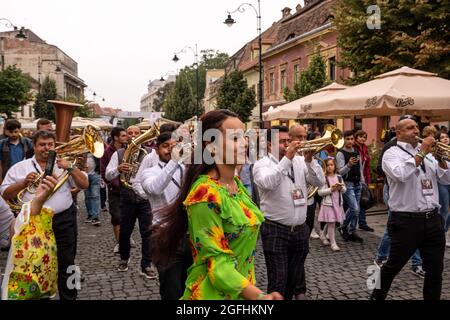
[1,204,58,300]
[360,183,375,210]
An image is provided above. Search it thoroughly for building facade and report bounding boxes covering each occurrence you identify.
[140,75,176,113]
[203,69,225,113]
[1,29,86,120]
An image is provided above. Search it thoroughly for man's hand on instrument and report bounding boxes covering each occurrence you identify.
[303,150,314,163]
[24,172,39,187]
[118,163,132,173]
[286,141,301,160]
[56,157,71,170]
[420,136,435,155]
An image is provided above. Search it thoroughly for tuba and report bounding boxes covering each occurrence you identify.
[303,125,344,199]
[6,100,104,210]
[120,124,160,189]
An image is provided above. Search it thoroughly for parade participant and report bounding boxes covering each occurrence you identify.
[0,130,88,300]
[106,126,156,279]
[0,119,33,182]
[336,130,364,243]
[100,126,127,254]
[374,115,424,278]
[371,118,450,300]
[152,109,282,300]
[83,152,101,226]
[435,130,450,247]
[36,118,54,132]
[253,125,325,300]
[353,130,374,232]
[137,132,190,299]
[317,158,346,251]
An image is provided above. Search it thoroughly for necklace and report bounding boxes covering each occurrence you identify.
[218,179,238,196]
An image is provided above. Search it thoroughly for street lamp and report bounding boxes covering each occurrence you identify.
[38,58,62,92]
[160,70,176,82]
[0,18,27,70]
[172,44,200,110]
[224,0,263,128]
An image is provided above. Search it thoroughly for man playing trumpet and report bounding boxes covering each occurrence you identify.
[0,130,88,300]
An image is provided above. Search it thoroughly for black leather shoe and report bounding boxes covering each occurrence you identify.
[348,232,364,243]
[359,225,375,232]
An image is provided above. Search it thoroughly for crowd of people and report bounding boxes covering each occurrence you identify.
[0,112,449,300]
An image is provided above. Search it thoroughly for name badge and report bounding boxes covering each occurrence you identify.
[291,188,306,206]
[421,178,433,196]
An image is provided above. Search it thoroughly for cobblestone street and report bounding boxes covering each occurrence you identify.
[2,201,449,300]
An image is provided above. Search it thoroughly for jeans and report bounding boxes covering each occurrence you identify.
[84,172,101,219]
[359,207,368,228]
[342,181,362,234]
[376,184,422,267]
[438,183,450,232]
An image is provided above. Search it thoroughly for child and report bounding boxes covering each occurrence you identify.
[318,158,347,251]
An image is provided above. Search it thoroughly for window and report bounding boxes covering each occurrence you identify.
[269,72,275,94]
[294,64,300,83]
[280,69,287,91]
[329,57,336,81]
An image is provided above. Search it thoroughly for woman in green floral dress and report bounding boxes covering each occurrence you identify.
[152,109,283,300]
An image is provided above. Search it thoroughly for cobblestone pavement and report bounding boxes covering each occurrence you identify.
[1,202,449,300]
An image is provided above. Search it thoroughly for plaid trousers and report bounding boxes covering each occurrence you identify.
[261,219,310,300]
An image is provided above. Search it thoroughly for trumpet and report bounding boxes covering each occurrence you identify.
[416,137,450,162]
[296,125,344,155]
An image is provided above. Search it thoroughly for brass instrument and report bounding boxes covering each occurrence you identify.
[303,125,344,199]
[6,100,104,210]
[120,124,160,189]
[416,137,450,162]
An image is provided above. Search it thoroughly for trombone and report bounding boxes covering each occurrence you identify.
[296,124,344,155]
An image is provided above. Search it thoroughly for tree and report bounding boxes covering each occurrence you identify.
[333,0,450,84]
[163,73,201,122]
[216,70,256,123]
[153,81,175,112]
[65,95,93,118]
[283,53,328,102]
[0,65,31,118]
[33,76,57,121]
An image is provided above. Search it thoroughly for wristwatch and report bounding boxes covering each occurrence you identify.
[67,163,75,174]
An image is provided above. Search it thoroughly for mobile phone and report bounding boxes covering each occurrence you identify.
[44,150,57,177]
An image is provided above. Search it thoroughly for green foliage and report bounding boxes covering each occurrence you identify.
[154,81,175,112]
[33,76,57,121]
[0,65,32,118]
[65,95,94,118]
[216,70,256,123]
[283,53,328,102]
[163,72,202,122]
[333,0,450,84]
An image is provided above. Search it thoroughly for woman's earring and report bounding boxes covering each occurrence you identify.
[210,148,215,158]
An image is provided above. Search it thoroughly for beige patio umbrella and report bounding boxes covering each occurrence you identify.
[262,82,349,121]
[303,66,450,121]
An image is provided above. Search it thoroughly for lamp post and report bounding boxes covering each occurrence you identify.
[172,44,200,110]
[38,58,62,93]
[224,1,263,128]
[0,18,27,71]
[159,70,176,82]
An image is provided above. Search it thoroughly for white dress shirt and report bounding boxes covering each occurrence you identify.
[253,154,325,226]
[132,151,160,199]
[139,159,184,224]
[0,156,86,214]
[382,141,450,212]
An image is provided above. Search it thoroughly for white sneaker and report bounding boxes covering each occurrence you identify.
[130,238,137,248]
[310,229,320,239]
[113,243,119,254]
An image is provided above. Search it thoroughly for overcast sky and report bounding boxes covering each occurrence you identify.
[2,0,304,111]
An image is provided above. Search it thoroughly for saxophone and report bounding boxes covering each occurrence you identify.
[120,124,160,189]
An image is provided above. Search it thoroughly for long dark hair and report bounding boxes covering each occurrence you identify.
[152,109,239,266]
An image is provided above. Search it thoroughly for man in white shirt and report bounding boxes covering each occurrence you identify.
[371,118,450,300]
[105,126,156,280]
[136,131,191,300]
[0,196,14,251]
[0,130,88,300]
[253,125,325,300]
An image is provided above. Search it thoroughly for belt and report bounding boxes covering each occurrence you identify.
[264,219,305,232]
[392,208,438,219]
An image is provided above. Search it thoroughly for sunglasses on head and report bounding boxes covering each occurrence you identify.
[399,114,417,121]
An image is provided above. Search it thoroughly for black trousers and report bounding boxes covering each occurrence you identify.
[261,219,309,300]
[371,210,445,300]
[119,200,152,269]
[52,204,77,300]
[157,237,193,300]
